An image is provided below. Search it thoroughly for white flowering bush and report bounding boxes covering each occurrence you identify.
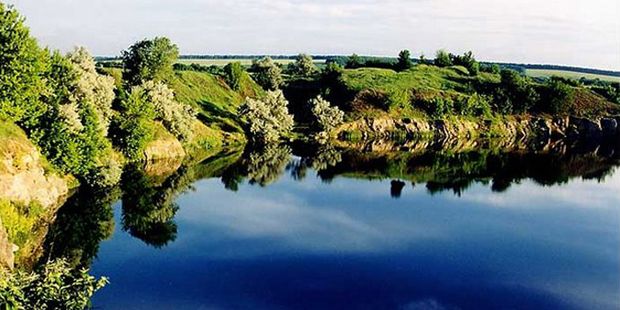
[239,90,294,144]
[310,95,344,132]
[139,81,197,141]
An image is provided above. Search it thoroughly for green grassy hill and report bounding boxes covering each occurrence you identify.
[335,64,617,119]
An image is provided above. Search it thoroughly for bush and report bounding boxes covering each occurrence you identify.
[251,57,283,90]
[309,95,345,132]
[0,259,108,310]
[494,69,539,113]
[223,62,244,91]
[419,96,454,118]
[239,90,294,144]
[540,79,575,114]
[140,81,197,141]
[287,54,317,77]
[434,50,453,67]
[454,93,492,116]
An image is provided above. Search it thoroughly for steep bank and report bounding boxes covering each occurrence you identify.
[335,115,620,143]
[0,121,71,269]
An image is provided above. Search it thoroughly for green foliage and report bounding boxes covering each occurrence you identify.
[434,50,453,67]
[309,95,344,132]
[494,69,539,113]
[287,54,317,77]
[346,54,362,69]
[540,78,575,114]
[0,4,49,127]
[420,97,454,118]
[141,81,197,141]
[454,93,492,117]
[30,50,121,188]
[239,90,294,144]
[251,57,284,90]
[110,87,155,159]
[450,51,479,76]
[0,259,108,310]
[246,144,292,186]
[396,50,413,71]
[121,37,179,86]
[223,62,244,91]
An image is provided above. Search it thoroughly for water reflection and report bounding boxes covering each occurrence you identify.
[36,137,620,309]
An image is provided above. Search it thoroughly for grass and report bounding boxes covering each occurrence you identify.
[526,69,620,83]
[176,58,326,67]
[340,65,498,117]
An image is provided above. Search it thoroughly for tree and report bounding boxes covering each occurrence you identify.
[396,50,413,71]
[0,3,49,126]
[346,53,362,68]
[542,78,575,114]
[434,49,453,67]
[309,95,344,132]
[239,90,294,144]
[251,57,283,90]
[110,87,156,159]
[287,53,317,77]
[121,37,179,86]
[223,61,244,91]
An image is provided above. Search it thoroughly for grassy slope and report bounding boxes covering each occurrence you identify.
[339,65,616,119]
[101,68,263,148]
[166,70,263,146]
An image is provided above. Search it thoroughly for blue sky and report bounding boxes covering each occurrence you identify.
[7,0,620,70]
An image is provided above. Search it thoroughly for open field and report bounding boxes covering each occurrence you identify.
[177,58,326,66]
[526,69,620,82]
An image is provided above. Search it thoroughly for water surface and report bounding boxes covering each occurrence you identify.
[43,141,620,309]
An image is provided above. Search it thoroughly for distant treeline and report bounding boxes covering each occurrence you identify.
[94,55,620,78]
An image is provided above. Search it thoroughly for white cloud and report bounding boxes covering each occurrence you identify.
[6,0,619,69]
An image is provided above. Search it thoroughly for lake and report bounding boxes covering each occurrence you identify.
[41,139,620,309]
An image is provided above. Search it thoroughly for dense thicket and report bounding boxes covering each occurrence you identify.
[250,57,284,90]
[121,37,179,86]
[239,90,294,144]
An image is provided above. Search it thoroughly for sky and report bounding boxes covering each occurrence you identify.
[6,0,620,70]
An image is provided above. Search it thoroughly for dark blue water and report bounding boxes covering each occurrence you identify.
[84,148,620,310]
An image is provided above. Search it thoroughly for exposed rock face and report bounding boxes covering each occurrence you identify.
[0,218,14,270]
[0,133,70,208]
[335,115,620,143]
[144,136,186,161]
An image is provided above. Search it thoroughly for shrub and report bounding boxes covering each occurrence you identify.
[287,54,317,77]
[434,49,453,67]
[110,87,156,159]
[251,57,284,90]
[309,95,344,132]
[140,81,196,141]
[454,93,492,116]
[239,90,294,144]
[223,62,244,91]
[0,259,108,310]
[121,37,179,86]
[540,79,575,114]
[494,69,539,113]
[419,97,454,118]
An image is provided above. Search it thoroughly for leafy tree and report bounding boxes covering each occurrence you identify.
[121,37,179,86]
[223,62,244,91]
[251,57,284,90]
[245,144,292,186]
[0,3,49,127]
[309,95,344,132]
[451,51,479,76]
[110,87,156,159]
[287,53,317,77]
[434,49,453,67]
[239,90,294,144]
[396,50,413,71]
[346,53,362,69]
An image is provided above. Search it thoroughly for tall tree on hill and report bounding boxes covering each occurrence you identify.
[121,37,179,86]
[396,50,413,71]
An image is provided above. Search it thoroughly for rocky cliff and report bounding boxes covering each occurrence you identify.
[335,115,620,143]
